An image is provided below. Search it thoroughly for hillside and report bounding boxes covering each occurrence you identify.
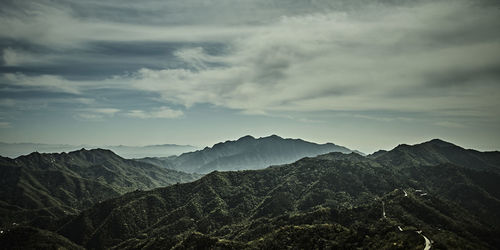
[0,148,201,228]
[0,226,84,250]
[137,135,355,173]
[371,139,500,173]
[54,139,500,249]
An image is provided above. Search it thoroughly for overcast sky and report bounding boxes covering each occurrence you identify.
[0,0,499,153]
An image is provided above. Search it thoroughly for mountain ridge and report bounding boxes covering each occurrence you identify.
[52,138,500,249]
[137,134,356,173]
[0,148,201,228]
[2,138,500,249]
[0,142,198,159]
[371,138,500,173]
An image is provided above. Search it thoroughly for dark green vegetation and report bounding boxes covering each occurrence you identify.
[137,135,355,174]
[0,226,84,250]
[52,139,500,249]
[1,139,499,249]
[372,139,500,173]
[0,148,200,228]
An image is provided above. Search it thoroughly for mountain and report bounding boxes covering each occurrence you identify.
[371,139,500,173]
[137,135,355,173]
[0,142,198,159]
[52,139,500,249]
[0,148,201,228]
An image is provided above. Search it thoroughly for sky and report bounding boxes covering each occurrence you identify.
[0,0,499,154]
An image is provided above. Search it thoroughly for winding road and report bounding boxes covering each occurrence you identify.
[417,231,432,250]
[382,201,386,218]
[384,189,433,250]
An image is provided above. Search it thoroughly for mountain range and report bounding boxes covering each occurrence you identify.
[0,142,198,159]
[46,139,499,249]
[137,135,357,173]
[0,137,499,249]
[0,148,200,228]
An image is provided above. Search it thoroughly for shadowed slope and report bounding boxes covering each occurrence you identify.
[59,144,500,249]
[0,148,201,228]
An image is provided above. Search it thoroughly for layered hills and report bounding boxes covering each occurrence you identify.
[137,135,355,173]
[0,142,198,159]
[48,139,500,249]
[0,148,200,228]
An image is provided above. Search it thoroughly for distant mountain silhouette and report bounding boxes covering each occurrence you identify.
[0,142,198,159]
[53,139,500,249]
[0,148,200,228]
[137,135,355,173]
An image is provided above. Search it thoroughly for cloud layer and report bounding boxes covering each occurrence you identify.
[125,107,183,119]
[121,1,500,120]
[0,0,499,150]
[2,1,499,118]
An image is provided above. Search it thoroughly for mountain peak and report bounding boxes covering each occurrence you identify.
[69,148,116,155]
[235,134,286,143]
[237,135,256,141]
[267,134,282,139]
[423,138,456,147]
[260,134,284,140]
[393,139,457,152]
[65,148,121,163]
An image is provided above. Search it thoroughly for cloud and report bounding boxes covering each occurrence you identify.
[74,108,120,121]
[2,48,38,66]
[435,121,465,129]
[0,122,11,128]
[0,1,259,49]
[349,114,415,123]
[2,1,448,49]
[125,106,183,119]
[74,113,105,121]
[124,1,500,120]
[0,99,16,107]
[2,73,81,94]
[1,0,499,123]
[87,108,120,115]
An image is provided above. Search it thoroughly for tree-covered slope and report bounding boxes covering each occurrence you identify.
[371,139,500,172]
[0,148,201,227]
[0,226,84,250]
[58,141,500,249]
